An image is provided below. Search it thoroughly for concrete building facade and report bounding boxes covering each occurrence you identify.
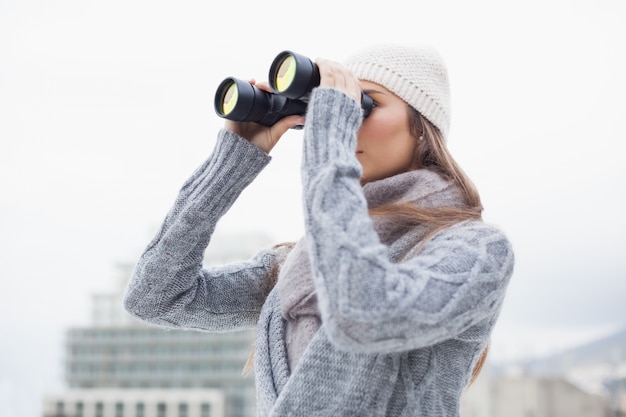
[43,388,224,417]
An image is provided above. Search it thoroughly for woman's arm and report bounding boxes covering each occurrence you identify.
[123,129,280,332]
[302,87,515,353]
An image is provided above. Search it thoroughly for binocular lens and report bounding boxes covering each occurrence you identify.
[269,51,319,100]
[214,76,308,127]
[274,55,297,93]
[219,82,239,116]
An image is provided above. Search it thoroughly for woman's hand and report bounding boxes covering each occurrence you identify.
[223,80,305,154]
[315,59,362,104]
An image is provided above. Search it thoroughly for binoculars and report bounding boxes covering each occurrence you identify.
[214,50,373,127]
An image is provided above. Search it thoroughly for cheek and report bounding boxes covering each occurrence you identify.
[367,127,416,176]
[359,118,384,142]
[361,113,413,153]
[359,113,397,149]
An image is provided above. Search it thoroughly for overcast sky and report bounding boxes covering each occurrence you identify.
[1,0,626,416]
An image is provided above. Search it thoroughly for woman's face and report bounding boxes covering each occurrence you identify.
[356,80,420,185]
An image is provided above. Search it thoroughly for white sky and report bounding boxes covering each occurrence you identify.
[1,0,626,416]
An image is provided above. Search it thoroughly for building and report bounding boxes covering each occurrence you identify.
[43,232,275,417]
[521,327,626,414]
[461,326,626,416]
[461,372,611,417]
[57,323,255,417]
[42,388,224,417]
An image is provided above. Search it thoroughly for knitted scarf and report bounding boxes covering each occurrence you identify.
[276,168,467,371]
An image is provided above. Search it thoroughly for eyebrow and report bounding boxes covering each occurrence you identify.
[362,88,387,96]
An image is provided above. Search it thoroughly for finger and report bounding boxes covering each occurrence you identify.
[316,59,360,101]
[256,81,273,93]
[271,115,306,137]
[316,59,336,88]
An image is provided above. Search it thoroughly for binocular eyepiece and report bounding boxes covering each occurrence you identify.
[214,50,373,127]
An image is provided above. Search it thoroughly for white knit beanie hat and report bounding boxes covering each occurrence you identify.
[345,44,451,138]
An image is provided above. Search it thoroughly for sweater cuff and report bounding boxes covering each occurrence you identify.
[302,87,363,169]
[185,129,272,216]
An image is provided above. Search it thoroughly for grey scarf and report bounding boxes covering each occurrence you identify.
[276,168,466,372]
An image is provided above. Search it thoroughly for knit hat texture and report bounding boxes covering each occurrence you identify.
[345,44,451,138]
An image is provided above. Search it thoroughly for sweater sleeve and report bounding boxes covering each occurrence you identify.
[123,129,281,332]
[301,87,515,353]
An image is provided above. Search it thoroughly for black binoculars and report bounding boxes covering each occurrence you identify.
[214,50,373,127]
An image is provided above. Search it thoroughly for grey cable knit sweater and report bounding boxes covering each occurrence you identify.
[123,87,514,416]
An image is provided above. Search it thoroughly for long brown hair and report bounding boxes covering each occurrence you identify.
[368,107,488,385]
[368,107,482,225]
[244,107,489,384]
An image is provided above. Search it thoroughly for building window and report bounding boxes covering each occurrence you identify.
[233,396,245,415]
[136,403,145,417]
[157,403,166,417]
[201,403,211,417]
[56,402,64,416]
[178,403,188,417]
[115,402,124,417]
[76,402,84,417]
[95,402,104,417]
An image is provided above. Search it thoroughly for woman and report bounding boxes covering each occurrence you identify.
[124,44,514,416]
